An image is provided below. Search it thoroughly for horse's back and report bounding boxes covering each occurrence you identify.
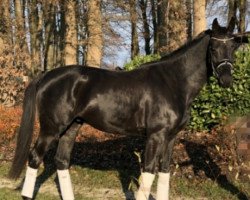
[35,65,186,136]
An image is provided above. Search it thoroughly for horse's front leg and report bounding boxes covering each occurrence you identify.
[55,122,82,200]
[136,132,165,200]
[156,136,176,200]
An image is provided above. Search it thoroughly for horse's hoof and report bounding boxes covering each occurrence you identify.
[22,196,32,200]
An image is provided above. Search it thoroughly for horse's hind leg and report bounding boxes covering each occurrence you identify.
[55,122,82,200]
[21,127,58,199]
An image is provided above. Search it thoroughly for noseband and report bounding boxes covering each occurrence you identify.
[210,37,234,77]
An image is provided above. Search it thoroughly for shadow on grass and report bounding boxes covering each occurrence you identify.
[30,136,145,200]
[22,136,248,200]
[179,139,249,200]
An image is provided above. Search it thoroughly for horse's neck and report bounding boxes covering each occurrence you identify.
[182,34,210,106]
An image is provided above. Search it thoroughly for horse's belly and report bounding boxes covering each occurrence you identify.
[84,116,146,136]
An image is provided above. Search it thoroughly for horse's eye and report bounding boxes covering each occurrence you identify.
[211,48,216,52]
[231,44,237,49]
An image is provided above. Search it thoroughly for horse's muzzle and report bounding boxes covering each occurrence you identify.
[219,73,233,87]
[214,61,233,88]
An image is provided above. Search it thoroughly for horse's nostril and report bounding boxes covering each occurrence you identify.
[220,75,233,87]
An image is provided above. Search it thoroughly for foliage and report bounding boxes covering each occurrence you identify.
[189,44,250,130]
[0,35,29,107]
[124,45,250,130]
[124,54,161,71]
[0,106,22,142]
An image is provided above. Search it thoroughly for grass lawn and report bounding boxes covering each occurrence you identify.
[0,162,249,200]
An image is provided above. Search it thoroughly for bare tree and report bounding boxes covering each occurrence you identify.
[0,0,9,50]
[86,0,103,68]
[186,0,193,41]
[151,0,158,53]
[239,0,247,32]
[139,0,151,55]
[167,1,187,52]
[193,0,206,37]
[29,0,43,73]
[228,0,237,22]
[14,0,31,70]
[157,0,169,53]
[129,0,140,59]
[64,0,78,65]
[43,2,56,70]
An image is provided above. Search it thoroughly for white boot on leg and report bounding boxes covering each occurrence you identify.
[57,169,74,200]
[136,172,155,200]
[156,172,170,200]
[21,166,38,198]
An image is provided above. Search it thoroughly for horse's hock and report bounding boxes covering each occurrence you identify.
[235,117,250,178]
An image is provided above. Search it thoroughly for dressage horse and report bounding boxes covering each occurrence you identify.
[9,18,248,200]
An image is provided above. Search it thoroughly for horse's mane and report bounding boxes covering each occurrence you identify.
[160,29,211,61]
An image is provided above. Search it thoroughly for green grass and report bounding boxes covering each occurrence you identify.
[0,162,249,200]
[71,166,122,189]
[0,188,59,200]
[170,177,250,200]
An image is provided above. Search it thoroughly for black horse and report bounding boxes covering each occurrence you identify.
[9,18,248,200]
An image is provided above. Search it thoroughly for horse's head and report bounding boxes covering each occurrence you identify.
[209,18,249,87]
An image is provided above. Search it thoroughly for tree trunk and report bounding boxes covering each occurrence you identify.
[129,0,139,59]
[157,0,169,53]
[58,0,66,67]
[238,0,246,33]
[43,2,56,70]
[0,0,8,50]
[15,0,25,46]
[193,0,206,37]
[15,0,31,72]
[167,1,187,52]
[64,0,78,65]
[29,0,42,73]
[150,0,158,53]
[86,0,103,68]
[139,0,151,55]
[186,0,192,41]
[228,0,237,23]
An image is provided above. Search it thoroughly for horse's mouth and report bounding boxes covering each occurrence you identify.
[219,74,233,88]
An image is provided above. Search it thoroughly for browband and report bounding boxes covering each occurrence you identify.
[211,37,234,43]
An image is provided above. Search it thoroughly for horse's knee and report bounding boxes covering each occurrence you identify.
[28,150,42,169]
[143,133,165,173]
[55,157,70,170]
[54,137,76,170]
[55,126,80,170]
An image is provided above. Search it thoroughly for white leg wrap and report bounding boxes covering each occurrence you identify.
[21,166,38,198]
[57,169,74,200]
[156,172,170,200]
[136,172,155,200]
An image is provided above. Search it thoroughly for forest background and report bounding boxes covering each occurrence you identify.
[0,1,249,199]
[0,0,249,107]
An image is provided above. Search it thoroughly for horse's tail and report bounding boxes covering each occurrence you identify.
[8,77,39,179]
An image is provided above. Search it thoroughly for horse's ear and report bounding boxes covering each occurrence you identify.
[227,17,236,33]
[212,18,220,31]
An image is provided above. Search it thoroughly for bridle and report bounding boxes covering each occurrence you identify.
[210,37,234,78]
[211,37,234,43]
